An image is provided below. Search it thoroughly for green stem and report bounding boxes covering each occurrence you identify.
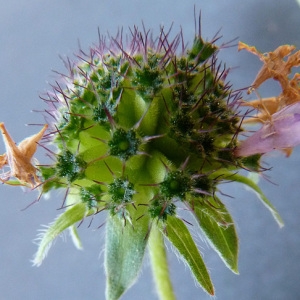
[148,224,176,300]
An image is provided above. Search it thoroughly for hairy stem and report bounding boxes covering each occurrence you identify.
[149,225,175,300]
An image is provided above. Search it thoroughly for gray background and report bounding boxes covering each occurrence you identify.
[0,1,300,299]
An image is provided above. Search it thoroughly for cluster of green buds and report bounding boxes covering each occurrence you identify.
[0,18,287,300]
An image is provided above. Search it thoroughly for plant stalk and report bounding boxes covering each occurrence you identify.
[149,225,176,300]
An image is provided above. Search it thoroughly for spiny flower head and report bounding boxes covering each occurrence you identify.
[39,25,242,211]
[22,21,286,300]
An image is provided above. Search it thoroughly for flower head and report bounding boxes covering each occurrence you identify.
[3,19,289,300]
[34,22,247,297]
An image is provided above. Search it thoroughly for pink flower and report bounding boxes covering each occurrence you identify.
[235,102,300,157]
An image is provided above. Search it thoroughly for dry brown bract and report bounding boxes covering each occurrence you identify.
[0,123,48,188]
[238,41,300,123]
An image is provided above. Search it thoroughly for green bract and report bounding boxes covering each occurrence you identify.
[35,21,282,300]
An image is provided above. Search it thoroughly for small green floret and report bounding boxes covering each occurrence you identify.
[191,175,213,197]
[160,171,191,199]
[108,128,141,160]
[171,112,194,137]
[80,184,103,209]
[149,197,176,221]
[57,150,87,182]
[108,178,135,204]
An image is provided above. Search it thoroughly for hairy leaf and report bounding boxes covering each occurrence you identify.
[164,216,214,295]
[192,196,239,273]
[105,214,149,300]
[32,202,87,266]
[214,169,284,227]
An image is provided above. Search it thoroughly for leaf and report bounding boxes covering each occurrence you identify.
[69,225,83,250]
[233,173,284,227]
[32,202,87,266]
[214,169,284,227]
[164,216,214,295]
[192,196,239,273]
[105,214,149,300]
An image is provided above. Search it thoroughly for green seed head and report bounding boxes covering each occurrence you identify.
[40,25,243,222]
[31,18,288,299]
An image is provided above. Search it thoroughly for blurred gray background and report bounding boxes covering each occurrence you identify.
[0,1,300,299]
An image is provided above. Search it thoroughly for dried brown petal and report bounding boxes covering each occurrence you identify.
[0,123,48,187]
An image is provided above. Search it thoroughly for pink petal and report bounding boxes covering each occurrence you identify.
[235,102,300,156]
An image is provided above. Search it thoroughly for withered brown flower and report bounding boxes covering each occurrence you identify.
[239,41,300,123]
[0,123,48,187]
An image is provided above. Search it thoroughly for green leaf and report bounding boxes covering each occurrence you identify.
[213,170,284,228]
[232,173,284,227]
[32,202,87,266]
[69,225,83,250]
[105,214,149,300]
[2,180,29,187]
[164,216,214,295]
[192,196,239,273]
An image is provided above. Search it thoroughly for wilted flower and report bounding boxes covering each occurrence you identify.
[236,42,300,157]
[0,123,48,187]
[239,41,300,122]
[235,102,300,156]
[238,41,300,95]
